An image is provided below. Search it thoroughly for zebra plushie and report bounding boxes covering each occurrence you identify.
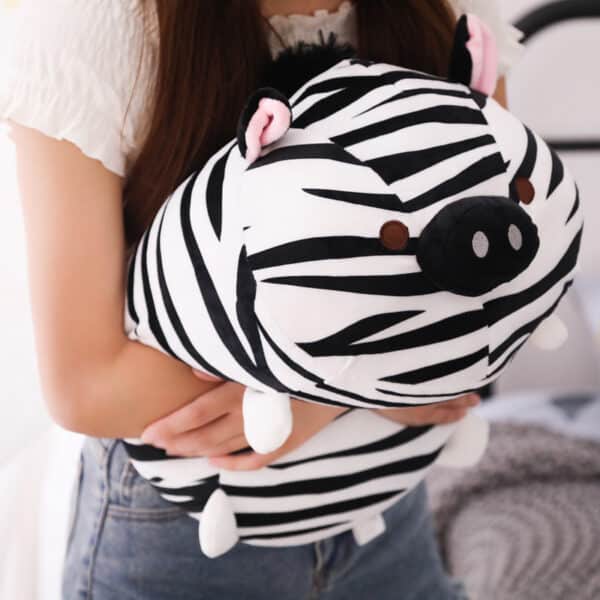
[123,14,583,557]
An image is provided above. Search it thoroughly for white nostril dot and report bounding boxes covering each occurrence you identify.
[508,224,523,251]
[472,231,489,259]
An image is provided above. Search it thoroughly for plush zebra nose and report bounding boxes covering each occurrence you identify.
[417,196,540,297]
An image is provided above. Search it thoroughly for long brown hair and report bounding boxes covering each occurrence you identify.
[123,0,456,251]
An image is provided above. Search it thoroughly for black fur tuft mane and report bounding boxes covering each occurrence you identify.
[262,33,357,97]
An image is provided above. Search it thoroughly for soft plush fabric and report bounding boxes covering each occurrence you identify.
[123,22,582,556]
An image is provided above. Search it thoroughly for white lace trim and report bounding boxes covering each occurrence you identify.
[267,1,357,56]
[268,0,524,76]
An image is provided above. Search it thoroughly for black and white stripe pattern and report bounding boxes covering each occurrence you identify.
[123,59,582,550]
[123,410,454,546]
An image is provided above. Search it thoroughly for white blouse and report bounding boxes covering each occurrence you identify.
[0,0,523,179]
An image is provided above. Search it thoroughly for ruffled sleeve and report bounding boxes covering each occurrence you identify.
[0,0,157,177]
[451,0,525,76]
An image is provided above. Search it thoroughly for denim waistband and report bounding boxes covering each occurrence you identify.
[83,435,120,463]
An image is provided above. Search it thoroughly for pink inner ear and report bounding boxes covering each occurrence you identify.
[244,98,292,164]
[466,14,498,96]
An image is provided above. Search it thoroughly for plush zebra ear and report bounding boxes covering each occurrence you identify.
[237,88,292,164]
[449,14,498,96]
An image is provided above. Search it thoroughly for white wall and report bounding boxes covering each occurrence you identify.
[502,0,600,277]
[496,0,600,394]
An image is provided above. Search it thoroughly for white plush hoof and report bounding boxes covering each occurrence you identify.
[530,314,568,351]
[352,514,386,546]
[436,412,490,468]
[243,389,292,454]
[199,489,239,558]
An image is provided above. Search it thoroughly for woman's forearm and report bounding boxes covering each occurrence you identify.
[59,338,220,438]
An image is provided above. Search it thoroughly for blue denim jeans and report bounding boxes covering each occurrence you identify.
[62,437,468,600]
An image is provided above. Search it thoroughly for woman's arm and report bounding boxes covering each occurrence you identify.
[12,124,220,438]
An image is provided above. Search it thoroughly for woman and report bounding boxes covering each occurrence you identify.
[0,1,522,598]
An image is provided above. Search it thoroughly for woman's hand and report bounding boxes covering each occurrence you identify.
[140,371,249,458]
[375,394,481,427]
[141,370,345,470]
[209,400,345,471]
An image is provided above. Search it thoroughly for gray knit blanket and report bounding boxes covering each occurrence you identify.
[427,421,600,600]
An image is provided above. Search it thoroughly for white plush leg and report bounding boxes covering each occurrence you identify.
[436,412,490,468]
[199,489,239,558]
[352,514,386,546]
[530,314,568,351]
[243,389,293,454]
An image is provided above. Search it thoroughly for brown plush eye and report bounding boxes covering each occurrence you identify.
[514,177,535,205]
[380,221,409,251]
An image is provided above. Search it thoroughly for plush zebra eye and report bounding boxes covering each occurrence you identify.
[380,220,409,251]
[514,177,535,205]
[472,231,489,259]
[508,224,523,251]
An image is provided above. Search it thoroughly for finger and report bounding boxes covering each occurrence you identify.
[448,393,480,406]
[431,407,469,424]
[434,394,480,411]
[203,434,250,458]
[375,407,434,425]
[141,382,244,443]
[460,393,481,407]
[209,424,310,471]
[209,450,275,471]
[192,369,223,382]
[158,414,244,457]
[210,403,347,470]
